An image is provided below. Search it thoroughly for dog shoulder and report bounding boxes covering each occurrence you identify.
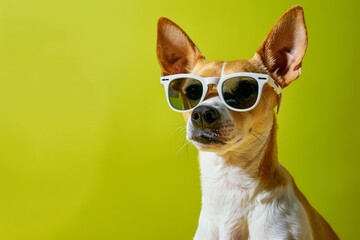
[248,170,313,239]
[291,176,340,240]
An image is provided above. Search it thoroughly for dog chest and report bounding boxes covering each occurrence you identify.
[197,152,312,239]
[198,152,256,218]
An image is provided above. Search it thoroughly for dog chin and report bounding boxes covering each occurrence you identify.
[189,133,245,153]
[189,135,231,153]
[191,140,226,152]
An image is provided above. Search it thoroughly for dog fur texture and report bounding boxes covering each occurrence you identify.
[157,6,339,240]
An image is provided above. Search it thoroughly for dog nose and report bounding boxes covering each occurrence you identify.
[191,105,220,128]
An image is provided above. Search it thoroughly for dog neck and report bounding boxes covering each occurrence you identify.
[198,114,282,194]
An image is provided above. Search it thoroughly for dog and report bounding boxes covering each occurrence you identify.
[156,6,339,240]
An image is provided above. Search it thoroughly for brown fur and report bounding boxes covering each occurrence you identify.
[157,5,339,239]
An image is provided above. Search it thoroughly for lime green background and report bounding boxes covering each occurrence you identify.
[0,0,359,239]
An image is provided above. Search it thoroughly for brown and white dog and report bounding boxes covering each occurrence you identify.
[156,6,339,240]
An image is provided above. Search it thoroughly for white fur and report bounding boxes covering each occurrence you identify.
[187,98,313,240]
[194,152,312,240]
[158,10,337,239]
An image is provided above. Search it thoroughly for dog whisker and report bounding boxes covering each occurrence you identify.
[171,125,187,137]
[176,141,192,157]
[171,125,187,146]
[252,129,266,139]
[251,130,266,144]
[251,132,264,144]
[246,140,256,159]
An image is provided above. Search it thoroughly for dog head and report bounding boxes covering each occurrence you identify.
[157,6,307,155]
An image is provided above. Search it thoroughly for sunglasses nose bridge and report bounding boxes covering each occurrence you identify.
[204,77,220,86]
[202,77,221,100]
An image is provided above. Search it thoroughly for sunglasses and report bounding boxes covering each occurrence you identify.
[160,71,282,112]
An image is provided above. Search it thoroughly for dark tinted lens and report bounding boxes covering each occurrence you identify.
[221,77,259,110]
[168,78,203,110]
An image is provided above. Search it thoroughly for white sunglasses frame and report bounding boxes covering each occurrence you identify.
[160,72,282,113]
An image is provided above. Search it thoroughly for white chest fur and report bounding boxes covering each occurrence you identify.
[194,152,312,240]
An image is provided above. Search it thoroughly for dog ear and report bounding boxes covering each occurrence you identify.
[157,18,204,75]
[256,6,308,87]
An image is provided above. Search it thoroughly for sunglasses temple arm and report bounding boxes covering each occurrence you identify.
[267,77,282,114]
[276,93,282,114]
[267,77,282,95]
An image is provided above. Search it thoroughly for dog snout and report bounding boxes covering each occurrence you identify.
[191,105,220,128]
